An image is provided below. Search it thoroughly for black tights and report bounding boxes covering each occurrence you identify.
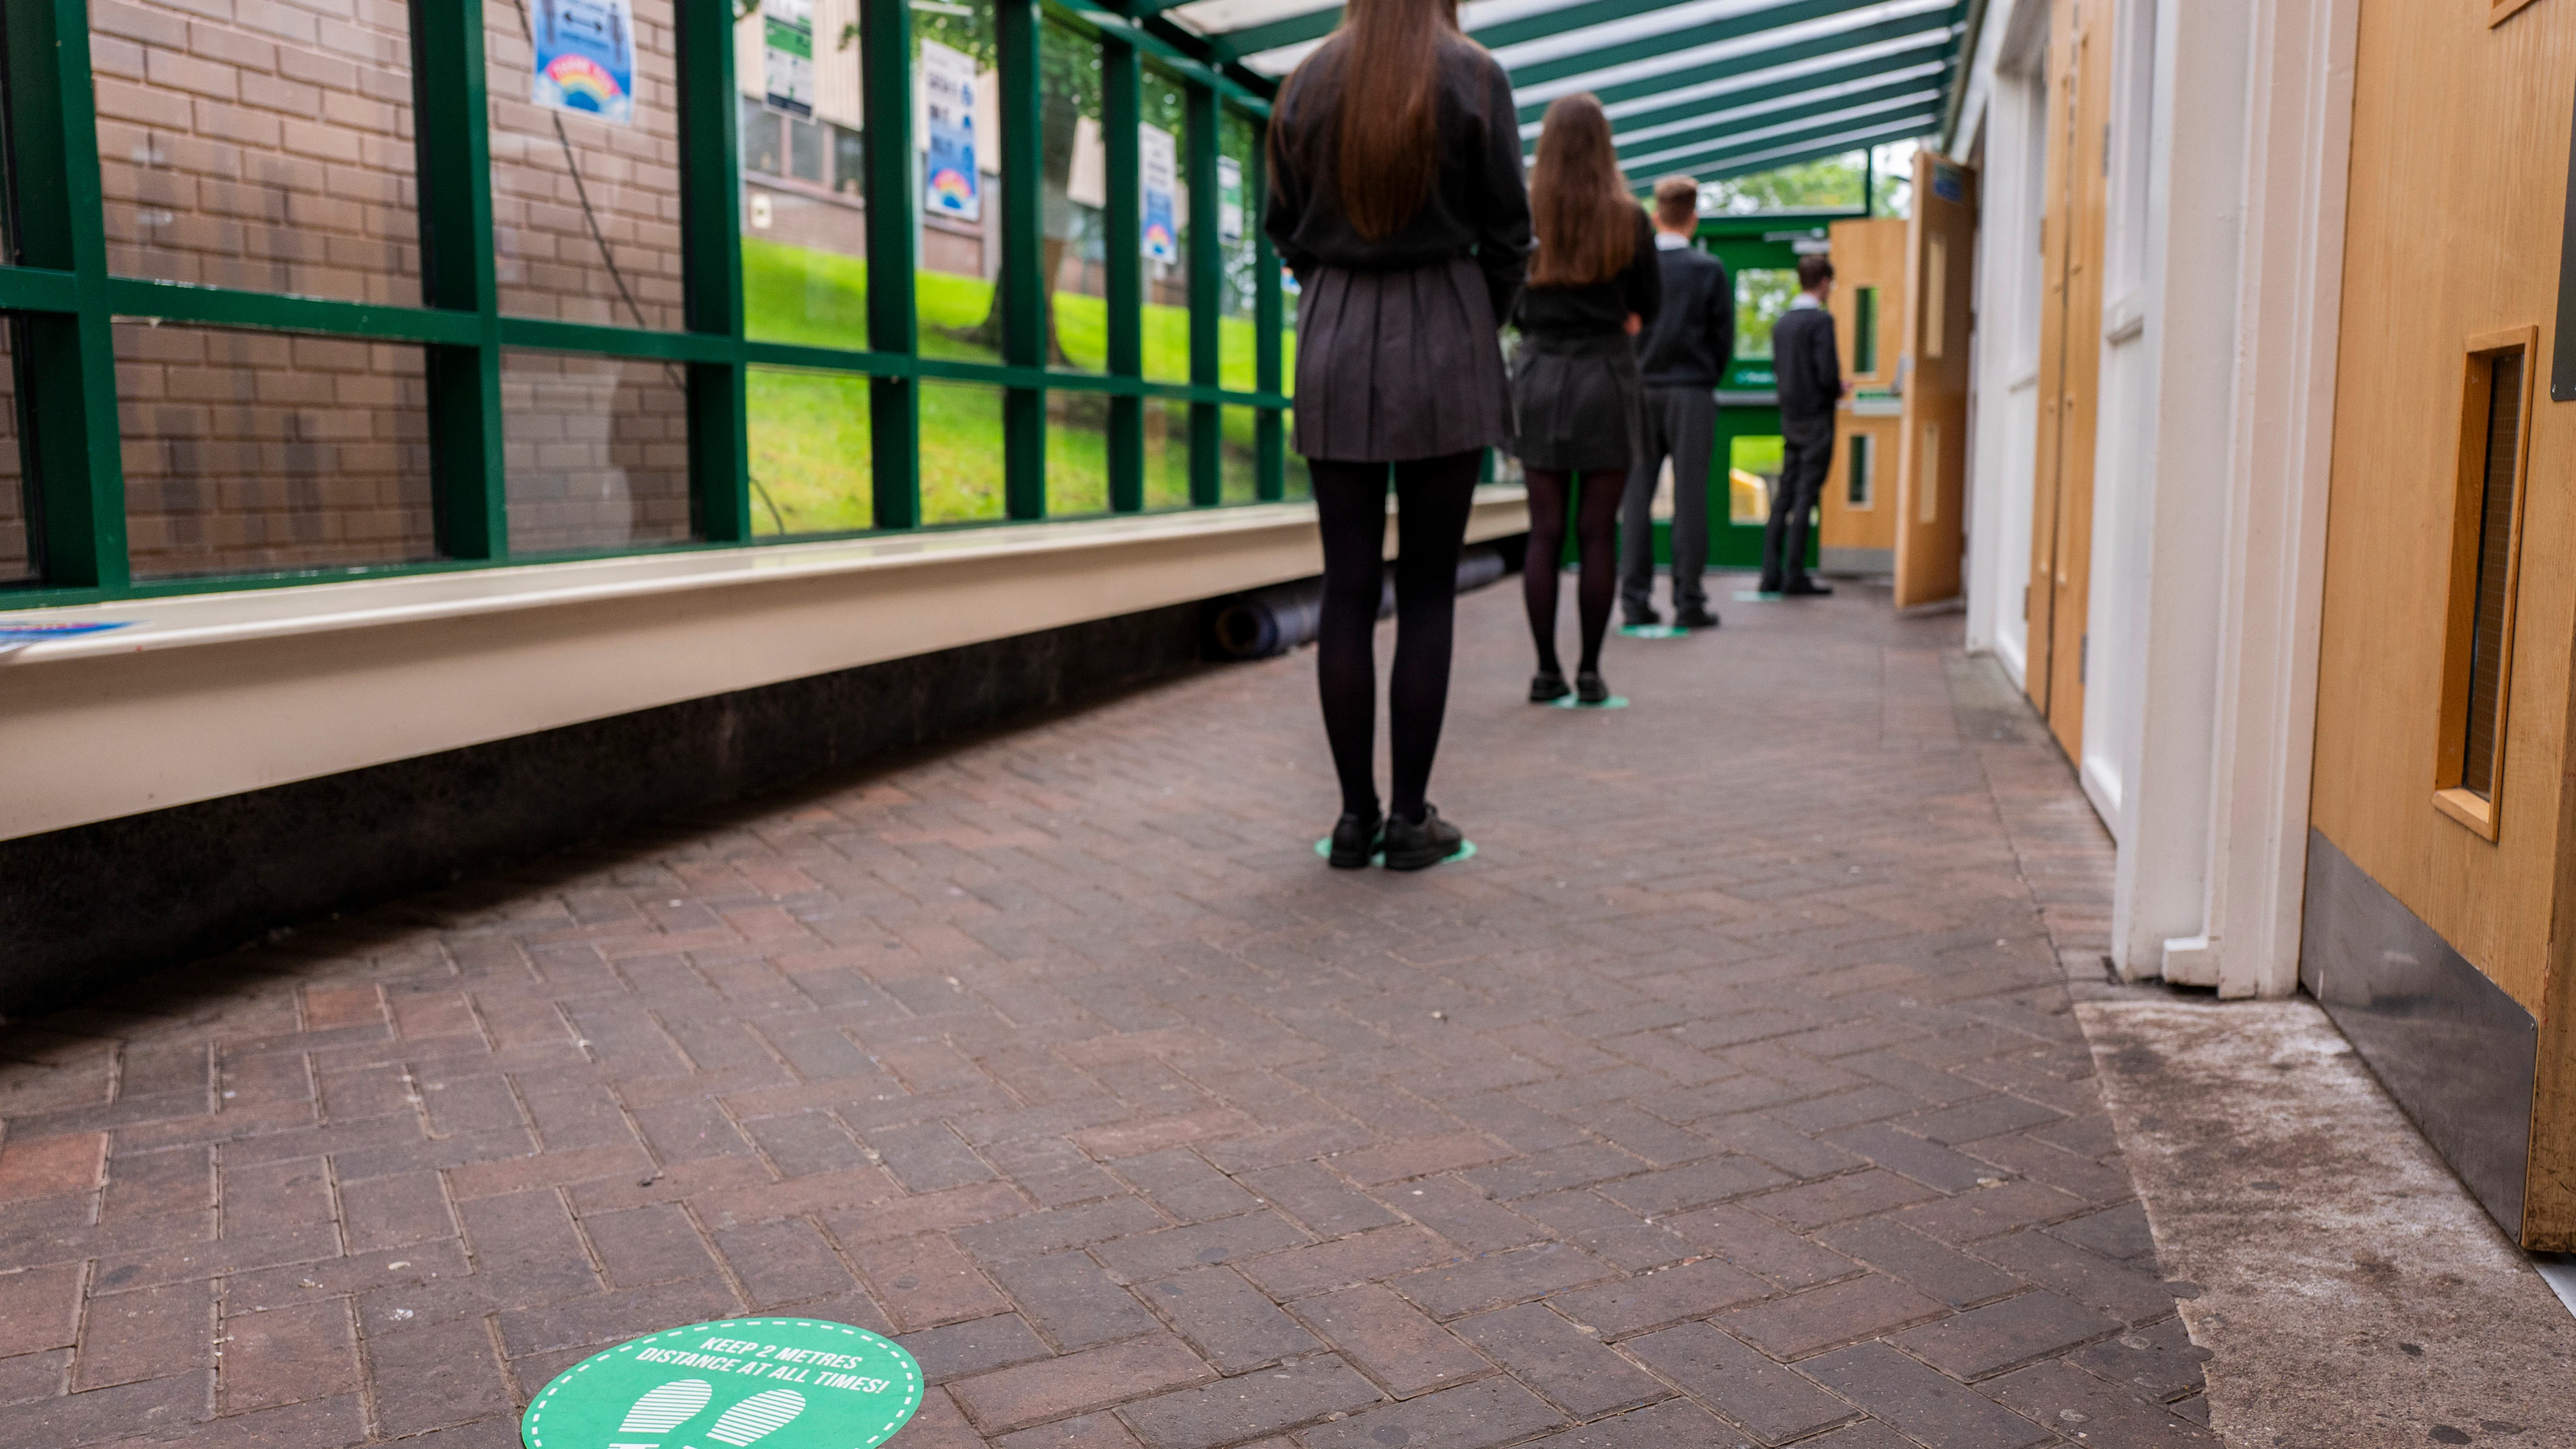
[1522,467,1624,677]
[1310,451,1482,825]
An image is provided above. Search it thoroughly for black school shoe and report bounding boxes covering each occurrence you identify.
[1626,606,1662,627]
[1674,605,1720,629]
[1782,578,1835,597]
[1529,669,1571,703]
[1381,806,1464,870]
[1577,671,1611,705]
[1327,811,1383,869]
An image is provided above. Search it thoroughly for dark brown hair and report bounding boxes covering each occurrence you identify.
[1527,93,1638,288]
[1797,253,1836,290]
[1653,175,1698,231]
[1275,0,1465,239]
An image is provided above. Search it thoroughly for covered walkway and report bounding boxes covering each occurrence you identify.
[3,581,2564,1448]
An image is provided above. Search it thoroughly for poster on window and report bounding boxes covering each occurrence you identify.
[762,0,814,118]
[1217,156,1244,245]
[1141,124,1179,263]
[532,0,636,126]
[920,39,981,222]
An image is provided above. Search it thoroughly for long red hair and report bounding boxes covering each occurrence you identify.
[1527,93,1638,287]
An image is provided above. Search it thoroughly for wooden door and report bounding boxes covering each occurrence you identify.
[1823,217,1904,573]
[1895,152,1976,608]
[2025,0,2112,753]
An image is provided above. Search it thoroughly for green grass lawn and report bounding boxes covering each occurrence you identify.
[743,238,1278,529]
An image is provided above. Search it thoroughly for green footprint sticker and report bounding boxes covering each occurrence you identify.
[524,1319,920,1449]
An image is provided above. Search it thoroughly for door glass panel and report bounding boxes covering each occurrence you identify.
[1728,433,1781,526]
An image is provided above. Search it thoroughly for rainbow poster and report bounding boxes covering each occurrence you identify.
[533,0,636,127]
[1140,124,1178,263]
[920,40,981,223]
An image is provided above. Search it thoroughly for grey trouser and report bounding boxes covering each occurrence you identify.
[1763,416,1834,589]
[1618,384,1717,619]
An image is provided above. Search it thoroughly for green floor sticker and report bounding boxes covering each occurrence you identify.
[1550,695,1631,710]
[1314,838,1477,866]
[1617,624,1690,639]
[1732,590,1785,603]
[522,1318,922,1449]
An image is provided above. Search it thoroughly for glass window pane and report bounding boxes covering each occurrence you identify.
[1220,109,1256,394]
[921,379,1005,524]
[1046,389,1110,515]
[1143,397,1189,509]
[749,365,872,535]
[741,0,870,350]
[117,323,434,580]
[1283,419,1310,500]
[1729,433,1781,526]
[916,0,1002,366]
[1220,404,1256,503]
[1140,70,1188,384]
[96,0,419,303]
[0,326,26,583]
[1043,21,1106,374]
[501,351,692,553]
[1281,262,1298,398]
[488,0,685,330]
[1736,269,1795,359]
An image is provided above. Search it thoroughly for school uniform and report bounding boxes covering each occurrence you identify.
[1765,295,1841,592]
[1510,209,1662,472]
[1265,35,1531,462]
[1622,232,1732,623]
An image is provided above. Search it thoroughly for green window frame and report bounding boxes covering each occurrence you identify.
[0,0,1285,607]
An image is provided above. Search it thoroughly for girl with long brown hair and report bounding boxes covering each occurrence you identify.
[1513,93,1658,706]
[1265,0,1530,871]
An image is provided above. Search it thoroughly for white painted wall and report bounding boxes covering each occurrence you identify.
[1960,0,2050,686]
[1951,0,2354,997]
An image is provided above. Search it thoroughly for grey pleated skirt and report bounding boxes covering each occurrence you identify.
[1293,256,1512,463]
[1510,330,1642,471]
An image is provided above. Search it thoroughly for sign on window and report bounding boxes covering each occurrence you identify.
[921,39,981,222]
[532,0,636,126]
[1141,124,1179,262]
[763,0,815,118]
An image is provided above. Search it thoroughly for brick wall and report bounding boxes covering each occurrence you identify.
[499,351,692,554]
[115,323,435,580]
[91,0,421,305]
[487,0,687,332]
[0,328,24,581]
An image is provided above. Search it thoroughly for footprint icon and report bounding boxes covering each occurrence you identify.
[614,1378,714,1444]
[707,1388,807,1446]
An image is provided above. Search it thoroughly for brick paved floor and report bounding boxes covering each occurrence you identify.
[0,576,2212,1448]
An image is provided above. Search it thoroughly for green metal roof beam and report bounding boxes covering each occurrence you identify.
[1623,105,1940,177]
[1211,0,1888,72]
[1551,33,1953,145]
[1703,123,1935,180]
[1508,0,1918,90]
[1525,9,1958,122]
[1623,99,1941,173]
[1608,77,1944,164]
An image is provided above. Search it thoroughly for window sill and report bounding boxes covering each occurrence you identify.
[2434,787,2499,842]
[0,489,1530,841]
